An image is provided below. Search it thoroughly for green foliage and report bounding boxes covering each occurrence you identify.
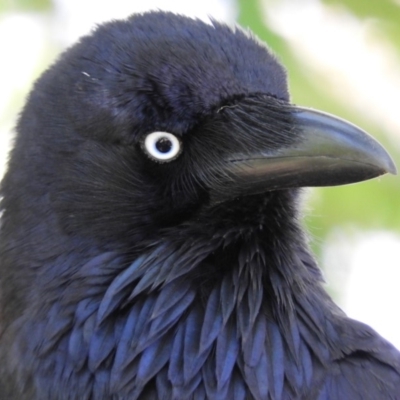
[322,0,400,23]
[1,0,52,12]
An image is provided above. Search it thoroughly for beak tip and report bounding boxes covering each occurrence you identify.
[388,163,398,176]
[382,155,397,176]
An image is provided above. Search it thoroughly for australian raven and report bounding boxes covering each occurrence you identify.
[0,11,399,400]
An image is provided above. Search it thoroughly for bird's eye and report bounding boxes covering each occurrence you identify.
[142,131,182,162]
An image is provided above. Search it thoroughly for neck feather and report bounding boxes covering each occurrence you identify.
[3,230,340,399]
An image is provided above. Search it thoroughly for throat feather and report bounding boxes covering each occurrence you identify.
[8,238,332,399]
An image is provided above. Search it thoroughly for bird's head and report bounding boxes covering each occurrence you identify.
[2,12,396,256]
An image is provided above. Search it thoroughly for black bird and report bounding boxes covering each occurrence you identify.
[0,11,399,400]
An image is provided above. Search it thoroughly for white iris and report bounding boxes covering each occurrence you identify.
[143,131,181,162]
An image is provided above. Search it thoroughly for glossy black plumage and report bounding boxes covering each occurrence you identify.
[0,11,399,400]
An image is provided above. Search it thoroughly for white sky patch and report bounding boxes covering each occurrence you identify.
[345,232,400,350]
[0,14,48,119]
[263,0,400,147]
[53,0,237,47]
[323,230,400,350]
[0,13,49,179]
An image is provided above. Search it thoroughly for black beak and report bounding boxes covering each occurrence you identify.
[210,106,397,202]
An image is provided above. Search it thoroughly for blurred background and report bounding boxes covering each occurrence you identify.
[1,0,399,346]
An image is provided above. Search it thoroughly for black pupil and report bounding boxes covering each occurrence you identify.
[156,137,173,153]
